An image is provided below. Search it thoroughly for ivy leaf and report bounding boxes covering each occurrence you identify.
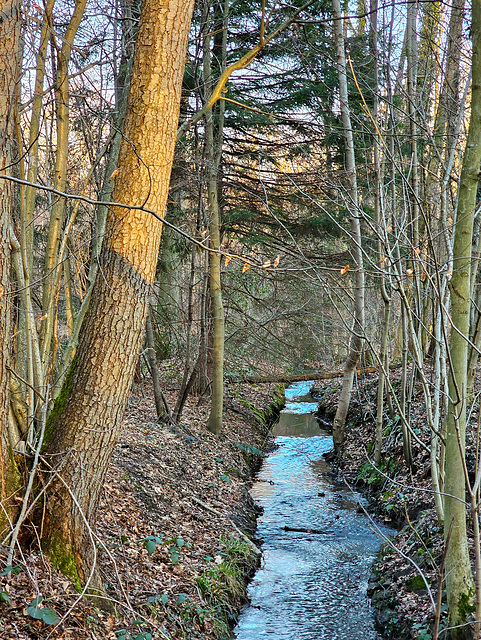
[40,609,60,625]
[0,565,22,576]
[27,597,59,624]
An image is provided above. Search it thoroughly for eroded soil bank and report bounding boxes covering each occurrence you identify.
[0,380,282,640]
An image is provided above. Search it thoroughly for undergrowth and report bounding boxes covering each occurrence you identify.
[195,535,258,639]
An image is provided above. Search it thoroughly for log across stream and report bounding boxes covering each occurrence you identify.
[234,381,394,640]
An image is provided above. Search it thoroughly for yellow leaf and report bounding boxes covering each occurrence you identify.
[110,168,120,178]
[340,265,350,275]
[414,247,420,256]
[421,270,427,281]
[406,268,413,276]
[225,255,232,266]
[262,260,271,269]
[242,263,250,273]
[446,267,453,277]
[273,255,280,267]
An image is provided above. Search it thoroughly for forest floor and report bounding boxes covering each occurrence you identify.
[0,375,281,640]
[0,365,462,640]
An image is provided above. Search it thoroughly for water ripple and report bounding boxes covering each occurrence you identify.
[234,404,393,640]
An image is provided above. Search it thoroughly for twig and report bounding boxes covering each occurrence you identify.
[6,386,49,566]
[190,496,261,555]
[283,525,332,534]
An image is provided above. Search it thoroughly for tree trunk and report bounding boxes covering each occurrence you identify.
[39,0,88,377]
[444,1,481,634]
[331,0,365,450]
[42,0,195,588]
[204,0,228,434]
[0,0,21,526]
[145,308,169,422]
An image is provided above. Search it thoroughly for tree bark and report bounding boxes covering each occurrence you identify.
[204,0,228,434]
[0,0,21,526]
[42,0,195,588]
[331,0,365,451]
[444,1,481,634]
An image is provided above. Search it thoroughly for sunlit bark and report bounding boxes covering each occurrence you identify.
[42,0,195,587]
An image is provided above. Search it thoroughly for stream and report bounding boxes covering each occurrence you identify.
[233,381,393,640]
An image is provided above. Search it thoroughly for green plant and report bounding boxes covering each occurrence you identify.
[0,565,22,576]
[141,534,163,555]
[357,459,397,486]
[140,534,190,564]
[195,535,257,639]
[234,443,263,465]
[27,597,59,625]
[165,536,190,564]
[148,593,169,605]
[413,623,433,639]
[0,591,11,604]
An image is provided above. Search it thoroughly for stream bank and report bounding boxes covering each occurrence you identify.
[313,371,448,639]
[0,380,282,640]
[235,381,393,640]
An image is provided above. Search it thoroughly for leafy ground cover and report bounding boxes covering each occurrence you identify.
[0,377,281,640]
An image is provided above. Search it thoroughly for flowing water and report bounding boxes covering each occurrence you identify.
[233,381,393,640]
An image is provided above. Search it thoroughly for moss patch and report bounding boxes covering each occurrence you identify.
[47,538,82,593]
[43,356,77,449]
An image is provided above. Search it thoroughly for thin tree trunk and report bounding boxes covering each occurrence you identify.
[331,0,365,450]
[444,1,481,633]
[39,0,88,377]
[145,308,169,422]
[204,0,228,434]
[0,0,21,526]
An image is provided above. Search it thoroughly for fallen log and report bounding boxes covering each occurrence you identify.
[228,366,378,385]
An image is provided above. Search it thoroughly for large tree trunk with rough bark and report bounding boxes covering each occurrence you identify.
[444,1,481,635]
[41,0,195,589]
[0,0,21,527]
